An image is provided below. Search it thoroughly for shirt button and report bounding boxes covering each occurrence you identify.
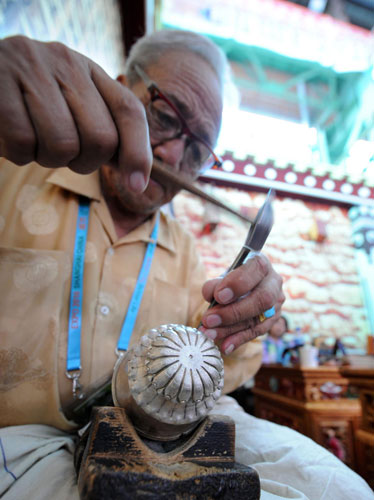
[100,305,110,315]
[107,248,114,256]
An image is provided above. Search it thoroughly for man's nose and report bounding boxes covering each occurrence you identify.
[152,137,186,169]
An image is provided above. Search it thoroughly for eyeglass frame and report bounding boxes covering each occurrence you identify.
[133,64,222,175]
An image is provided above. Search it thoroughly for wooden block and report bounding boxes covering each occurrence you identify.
[77,407,260,500]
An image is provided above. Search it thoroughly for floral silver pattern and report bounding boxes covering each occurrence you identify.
[117,324,224,427]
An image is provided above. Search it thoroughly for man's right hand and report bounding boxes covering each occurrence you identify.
[0,36,152,193]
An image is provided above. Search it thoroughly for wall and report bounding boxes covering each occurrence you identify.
[0,0,125,77]
[173,185,369,350]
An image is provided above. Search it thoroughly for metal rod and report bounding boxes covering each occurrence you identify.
[151,159,255,225]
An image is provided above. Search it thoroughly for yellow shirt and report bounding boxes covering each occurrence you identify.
[0,159,262,431]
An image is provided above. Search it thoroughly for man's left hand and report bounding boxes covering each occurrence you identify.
[200,254,285,355]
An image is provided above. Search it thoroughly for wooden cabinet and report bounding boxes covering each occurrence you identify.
[340,366,374,488]
[253,365,362,472]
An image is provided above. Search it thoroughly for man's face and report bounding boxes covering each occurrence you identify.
[100,51,223,216]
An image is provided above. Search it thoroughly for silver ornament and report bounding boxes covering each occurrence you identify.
[112,324,224,440]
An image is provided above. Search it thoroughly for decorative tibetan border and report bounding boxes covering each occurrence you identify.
[202,153,374,206]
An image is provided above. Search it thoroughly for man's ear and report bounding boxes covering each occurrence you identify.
[116,74,128,86]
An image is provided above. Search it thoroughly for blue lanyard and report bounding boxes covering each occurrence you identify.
[66,197,159,398]
[66,197,90,372]
[117,213,159,353]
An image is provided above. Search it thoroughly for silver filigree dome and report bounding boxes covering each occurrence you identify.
[126,324,224,426]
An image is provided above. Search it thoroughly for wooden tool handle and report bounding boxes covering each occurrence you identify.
[151,159,254,225]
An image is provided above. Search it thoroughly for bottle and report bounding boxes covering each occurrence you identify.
[294,326,303,346]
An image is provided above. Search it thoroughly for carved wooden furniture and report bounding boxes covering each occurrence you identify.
[340,365,374,489]
[253,364,362,471]
[76,407,260,500]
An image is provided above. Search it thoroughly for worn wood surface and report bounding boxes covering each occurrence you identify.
[77,407,260,500]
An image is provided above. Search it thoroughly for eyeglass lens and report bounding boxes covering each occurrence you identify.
[146,101,214,175]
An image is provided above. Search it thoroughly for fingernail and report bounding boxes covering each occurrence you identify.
[129,171,147,193]
[206,314,222,328]
[204,329,217,340]
[217,288,234,304]
[225,344,234,355]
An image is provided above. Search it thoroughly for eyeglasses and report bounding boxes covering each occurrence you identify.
[134,64,222,177]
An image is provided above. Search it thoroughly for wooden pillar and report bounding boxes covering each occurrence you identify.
[118,0,147,56]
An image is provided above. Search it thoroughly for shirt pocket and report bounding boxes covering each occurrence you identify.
[0,247,70,428]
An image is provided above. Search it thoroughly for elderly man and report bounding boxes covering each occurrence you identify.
[0,30,372,500]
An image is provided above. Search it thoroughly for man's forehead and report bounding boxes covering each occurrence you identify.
[147,53,223,141]
[147,52,222,102]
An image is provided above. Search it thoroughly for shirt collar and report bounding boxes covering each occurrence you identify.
[154,211,177,254]
[47,168,101,202]
[47,167,176,253]
[121,211,176,254]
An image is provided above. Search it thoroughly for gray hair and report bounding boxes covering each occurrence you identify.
[124,29,228,90]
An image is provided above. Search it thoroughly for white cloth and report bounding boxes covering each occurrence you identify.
[1,397,373,500]
[211,397,374,500]
[0,425,79,500]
